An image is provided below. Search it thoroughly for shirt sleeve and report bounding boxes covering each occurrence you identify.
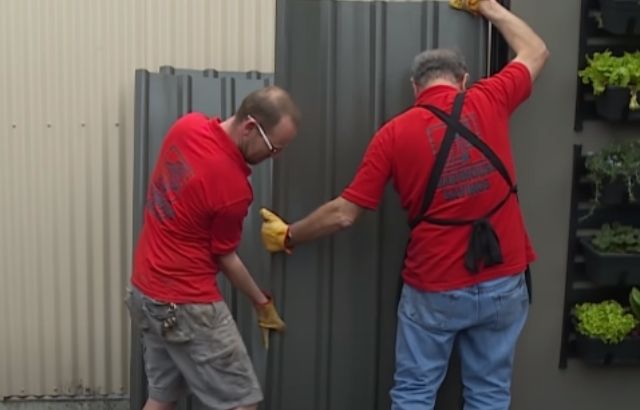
[210,199,250,255]
[471,61,533,115]
[341,125,394,210]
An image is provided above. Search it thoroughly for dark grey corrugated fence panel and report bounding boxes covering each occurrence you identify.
[132,70,190,410]
[216,72,276,410]
[273,1,490,409]
[225,73,276,410]
[151,68,274,318]
[166,69,239,317]
[131,68,274,410]
[159,67,228,117]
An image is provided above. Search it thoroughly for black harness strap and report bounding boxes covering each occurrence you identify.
[414,93,466,226]
[423,104,516,189]
[395,92,533,307]
[409,93,517,273]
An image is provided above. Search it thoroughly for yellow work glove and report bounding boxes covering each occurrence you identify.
[255,294,286,349]
[449,0,483,13]
[259,208,292,254]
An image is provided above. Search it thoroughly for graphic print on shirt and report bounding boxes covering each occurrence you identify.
[146,145,194,222]
[426,112,496,201]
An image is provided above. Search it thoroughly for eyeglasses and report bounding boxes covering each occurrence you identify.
[248,115,281,154]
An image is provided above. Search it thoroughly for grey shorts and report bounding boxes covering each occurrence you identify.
[125,286,262,409]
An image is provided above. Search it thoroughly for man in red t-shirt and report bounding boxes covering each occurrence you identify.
[259,1,548,409]
[126,86,300,410]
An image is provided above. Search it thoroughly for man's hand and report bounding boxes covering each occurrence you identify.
[260,208,291,253]
[255,295,286,349]
[449,0,484,14]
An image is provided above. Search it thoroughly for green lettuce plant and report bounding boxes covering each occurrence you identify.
[578,50,640,110]
[574,300,639,344]
[591,223,640,254]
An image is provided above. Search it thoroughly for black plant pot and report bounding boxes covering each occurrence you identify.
[581,237,640,286]
[598,0,640,35]
[632,183,640,203]
[595,87,640,122]
[599,178,628,205]
[575,332,640,365]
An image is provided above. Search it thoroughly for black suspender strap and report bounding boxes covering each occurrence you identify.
[422,104,516,190]
[424,187,513,226]
[410,93,466,229]
[525,265,533,304]
[396,91,533,298]
[408,92,520,273]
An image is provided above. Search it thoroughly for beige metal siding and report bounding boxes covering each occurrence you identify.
[0,0,275,398]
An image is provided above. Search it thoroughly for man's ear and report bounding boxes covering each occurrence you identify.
[240,116,256,137]
[411,78,419,97]
[461,72,470,90]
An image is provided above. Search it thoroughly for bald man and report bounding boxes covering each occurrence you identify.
[128,86,300,410]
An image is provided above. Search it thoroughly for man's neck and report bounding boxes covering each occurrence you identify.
[418,80,460,94]
[221,116,241,146]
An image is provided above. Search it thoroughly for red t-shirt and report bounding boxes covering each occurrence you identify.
[342,62,537,291]
[132,113,253,303]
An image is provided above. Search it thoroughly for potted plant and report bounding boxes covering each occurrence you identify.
[578,50,640,122]
[584,140,640,207]
[597,0,640,35]
[580,223,640,286]
[573,300,640,363]
[620,140,640,202]
[585,143,627,206]
[574,300,638,344]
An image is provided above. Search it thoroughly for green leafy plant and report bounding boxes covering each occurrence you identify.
[578,50,640,110]
[591,223,640,254]
[585,143,625,206]
[619,140,640,202]
[574,300,639,344]
[584,140,640,206]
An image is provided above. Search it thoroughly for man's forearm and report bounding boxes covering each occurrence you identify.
[288,197,363,246]
[478,0,548,78]
[217,252,268,305]
[478,0,543,56]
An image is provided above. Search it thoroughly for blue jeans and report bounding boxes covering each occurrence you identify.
[390,273,529,410]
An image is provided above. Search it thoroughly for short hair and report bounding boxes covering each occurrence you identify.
[235,86,301,132]
[411,49,469,88]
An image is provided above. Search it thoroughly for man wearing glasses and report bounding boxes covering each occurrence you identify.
[127,86,300,410]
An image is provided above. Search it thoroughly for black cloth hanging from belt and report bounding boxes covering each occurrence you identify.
[410,92,518,274]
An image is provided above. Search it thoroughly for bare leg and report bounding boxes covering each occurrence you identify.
[143,398,177,410]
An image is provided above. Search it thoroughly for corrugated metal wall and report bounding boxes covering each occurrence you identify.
[0,0,275,398]
[268,1,492,409]
[128,1,490,406]
[126,1,497,408]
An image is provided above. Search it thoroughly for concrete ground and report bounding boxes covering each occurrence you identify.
[0,399,128,410]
